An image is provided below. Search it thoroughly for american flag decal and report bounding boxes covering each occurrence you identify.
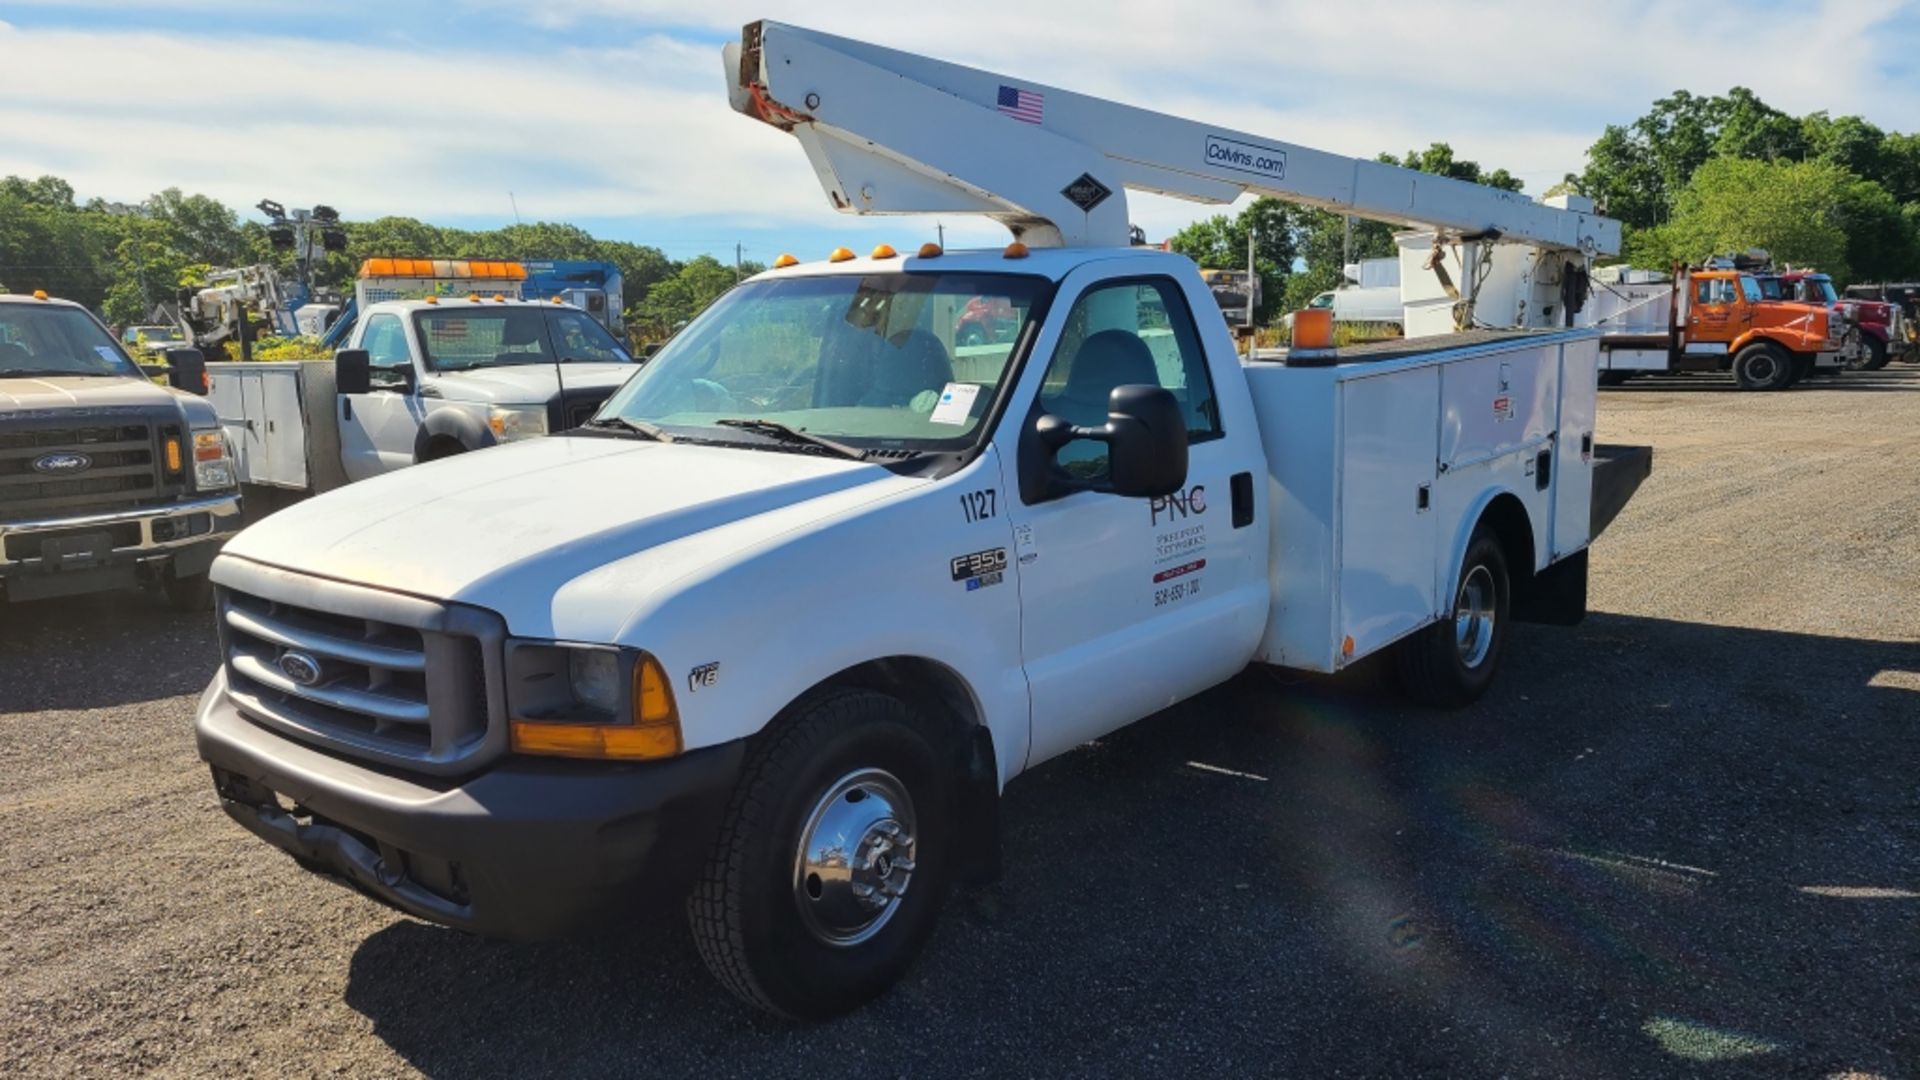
[997,84,1044,125]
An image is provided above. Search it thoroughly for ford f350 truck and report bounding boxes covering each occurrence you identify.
[206,295,641,493]
[1,292,239,608]
[193,20,1648,1019]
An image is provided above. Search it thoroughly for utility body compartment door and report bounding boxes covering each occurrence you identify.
[1336,367,1440,660]
[256,366,309,489]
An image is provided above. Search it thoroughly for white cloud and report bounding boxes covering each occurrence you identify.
[2,1,1918,255]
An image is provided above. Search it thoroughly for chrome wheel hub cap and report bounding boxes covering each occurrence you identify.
[794,768,917,947]
[1454,564,1497,669]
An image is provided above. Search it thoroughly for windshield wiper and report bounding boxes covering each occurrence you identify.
[713,418,867,460]
[582,416,674,442]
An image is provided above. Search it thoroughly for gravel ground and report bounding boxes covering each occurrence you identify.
[3,366,1917,1078]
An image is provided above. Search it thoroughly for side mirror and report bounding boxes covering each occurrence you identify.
[1035,384,1188,499]
[335,349,371,394]
[163,348,207,396]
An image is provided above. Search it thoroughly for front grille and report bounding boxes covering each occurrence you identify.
[0,418,168,521]
[215,560,508,775]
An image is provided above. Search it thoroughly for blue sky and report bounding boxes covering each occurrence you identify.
[3,0,1919,263]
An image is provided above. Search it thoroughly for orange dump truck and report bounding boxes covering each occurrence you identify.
[1591,263,1858,390]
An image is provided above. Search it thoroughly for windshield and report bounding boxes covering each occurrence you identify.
[0,303,141,378]
[1738,275,1763,304]
[412,306,635,371]
[1804,277,1838,304]
[131,325,184,345]
[1757,277,1784,301]
[596,272,1050,452]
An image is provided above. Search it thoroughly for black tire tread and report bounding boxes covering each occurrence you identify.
[687,688,916,1018]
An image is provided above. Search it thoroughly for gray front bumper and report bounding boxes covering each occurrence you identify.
[0,493,241,599]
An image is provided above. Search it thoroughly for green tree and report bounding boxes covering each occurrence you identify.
[148,187,243,266]
[634,255,753,337]
[1394,142,1523,191]
[1165,196,1298,322]
[1658,157,1852,276]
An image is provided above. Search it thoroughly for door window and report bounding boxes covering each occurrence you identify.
[361,314,412,384]
[1036,278,1221,483]
[1696,278,1736,305]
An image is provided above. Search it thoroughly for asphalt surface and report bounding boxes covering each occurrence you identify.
[3,365,1917,1078]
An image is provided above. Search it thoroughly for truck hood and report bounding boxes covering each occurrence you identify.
[425,362,638,404]
[222,435,919,612]
[0,374,182,411]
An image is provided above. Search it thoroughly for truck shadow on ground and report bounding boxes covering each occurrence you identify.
[0,591,220,712]
[342,612,1918,1078]
[1604,366,1920,393]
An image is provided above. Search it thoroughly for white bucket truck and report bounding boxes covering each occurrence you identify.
[193,20,1649,1018]
[205,263,642,493]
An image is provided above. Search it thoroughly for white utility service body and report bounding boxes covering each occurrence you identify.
[192,18,1649,1021]
[205,296,641,493]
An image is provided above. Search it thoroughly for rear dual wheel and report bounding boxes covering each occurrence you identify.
[1396,526,1510,707]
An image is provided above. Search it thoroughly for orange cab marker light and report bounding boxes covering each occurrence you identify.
[1003,241,1029,259]
[773,253,799,268]
[424,295,438,305]
[550,296,564,303]
[828,246,856,263]
[32,289,49,300]
[1342,635,1355,658]
[917,243,943,258]
[467,293,480,302]
[164,438,183,472]
[492,294,506,303]
[871,243,898,260]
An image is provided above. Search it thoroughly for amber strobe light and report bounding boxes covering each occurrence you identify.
[510,652,683,760]
[1291,307,1334,351]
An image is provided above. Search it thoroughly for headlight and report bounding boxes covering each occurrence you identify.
[487,404,549,443]
[505,642,682,760]
[191,428,235,490]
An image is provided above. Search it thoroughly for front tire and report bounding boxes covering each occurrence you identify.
[1732,342,1794,391]
[1859,337,1891,371]
[689,689,952,1020]
[1396,527,1510,707]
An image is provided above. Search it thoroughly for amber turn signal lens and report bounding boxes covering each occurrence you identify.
[164,438,183,473]
[509,652,683,761]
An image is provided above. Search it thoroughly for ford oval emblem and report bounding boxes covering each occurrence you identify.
[32,452,92,474]
[277,650,324,687]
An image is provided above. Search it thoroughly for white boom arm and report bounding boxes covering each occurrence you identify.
[726,21,1620,257]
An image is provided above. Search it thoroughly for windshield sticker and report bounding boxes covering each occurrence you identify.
[95,346,123,365]
[928,382,980,425]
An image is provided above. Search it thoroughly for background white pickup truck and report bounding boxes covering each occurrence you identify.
[206,297,641,493]
[194,244,1649,1019]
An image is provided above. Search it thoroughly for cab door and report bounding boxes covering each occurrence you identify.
[338,312,426,481]
[1001,264,1270,768]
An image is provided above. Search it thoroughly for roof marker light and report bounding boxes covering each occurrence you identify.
[32,289,49,300]
[1003,241,1030,259]
[468,293,480,302]
[551,296,564,303]
[773,253,799,268]
[871,243,897,259]
[828,246,856,263]
[917,243,943,258]
[424,295,438,305]
[492,294,506,303]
